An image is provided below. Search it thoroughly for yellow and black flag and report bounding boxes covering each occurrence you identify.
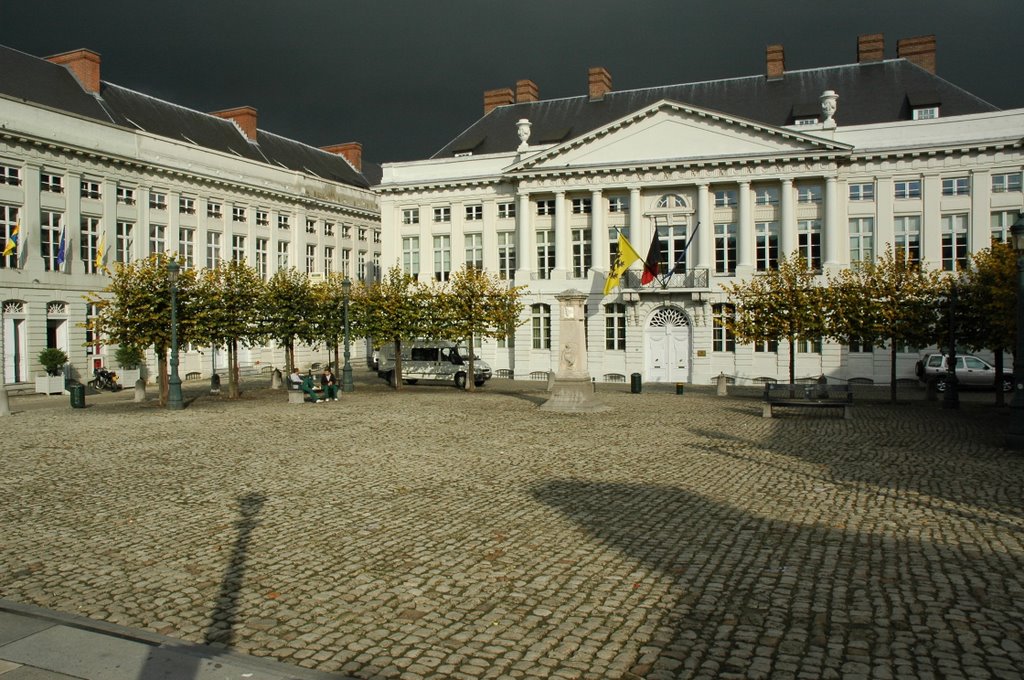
[604,232,642,295]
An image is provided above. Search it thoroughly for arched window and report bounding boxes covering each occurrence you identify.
[655,194,687,209]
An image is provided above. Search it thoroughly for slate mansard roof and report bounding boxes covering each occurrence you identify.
[0,44,370,189]
[434,59,999,159]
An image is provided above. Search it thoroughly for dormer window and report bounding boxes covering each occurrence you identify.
[912,106,939,120]
[794,118,818,126]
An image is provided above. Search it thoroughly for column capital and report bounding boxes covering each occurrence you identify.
[554,189,566,198]
[738,179,751,188]
[781,177,794,186]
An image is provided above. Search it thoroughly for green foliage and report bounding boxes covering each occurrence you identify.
[309,273,348,358]
[723,252,826,383]
[114,344,144,369]
[38,347,68,375]
[955,242,1016,353]
[262,268,314,370]
[826,250,944,401]
[350,267,429,389]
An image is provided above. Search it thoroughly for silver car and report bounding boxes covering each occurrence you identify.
[915,353,1013,392]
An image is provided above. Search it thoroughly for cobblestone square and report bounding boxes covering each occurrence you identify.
[1,378,1022,679]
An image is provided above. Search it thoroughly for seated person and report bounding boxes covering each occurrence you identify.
[290,367,321,403]
[288,367,303,389]
[321,367,339,401]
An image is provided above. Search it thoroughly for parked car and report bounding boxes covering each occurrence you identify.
[915,353,1013,392]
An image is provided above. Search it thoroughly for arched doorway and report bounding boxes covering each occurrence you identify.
[644,306,691,383]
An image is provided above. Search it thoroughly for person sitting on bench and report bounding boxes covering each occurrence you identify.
[321,366,339,401]
[290,367,322,403]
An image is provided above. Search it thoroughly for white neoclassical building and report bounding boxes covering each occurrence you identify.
[378,34,1024,385]
[0,46,381,388]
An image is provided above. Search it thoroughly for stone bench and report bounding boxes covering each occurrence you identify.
[763,383,853,419]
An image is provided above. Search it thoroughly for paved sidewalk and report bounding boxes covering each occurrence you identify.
[0,372,1021,679]
[0,599,348,679]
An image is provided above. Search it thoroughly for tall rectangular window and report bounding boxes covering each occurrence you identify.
[714,223,737,275]
[433,235,451,281]
[497,202,516,219]
[0,205,19,269]
[149,224,166,255]
[179,197,196,214]
[149,192,167,210]
[40,173,63,193]
[754,340,778,353]
[80,216,100,274]
[305,219,317,234]
[232,235,246,263]
[656,223,688,275]
[116,221,134,263]
[40,210,62,272]
[324,246,334,275]
[991,210,1017,244]
[305,243,316,273]
[255,210,269,227]
[894,215,921,264]
[207,201,223,219]
[116,186,135,205]
[465,233,484,269]
[179,228,195,269]
[255,238,268,279]
[605,303,626,351]
[712,304,735,352]
[232,207,247,223]
[849,217,874,264]
[341,248,351,276]
[531,304,551,349]
[276,241,289,270]
[755,221,779,271]
[0,165,21,186]
[497,232,516,279]
[797,219,822,270]
[81,180,101,199]
[536,230,554,279]
[941,213,969,272]
[402,208,420,224]
[797,338,823,354]
[402,236,420,276]
[277,214,291,230]
[357,251,366,280]
[571,228,591,278]
[206,232,221,269]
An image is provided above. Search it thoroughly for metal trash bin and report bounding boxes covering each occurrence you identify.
[630,372,642,394]
[69,383,85,409]
[676,382,685,395]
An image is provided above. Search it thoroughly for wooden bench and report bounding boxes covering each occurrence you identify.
[603,373,626,383]
[763,382,853,419]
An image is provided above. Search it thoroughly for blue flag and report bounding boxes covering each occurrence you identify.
[56,227,66,268]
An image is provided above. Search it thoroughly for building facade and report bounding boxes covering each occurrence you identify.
[378,34,1024,385]
[0,46,381,387]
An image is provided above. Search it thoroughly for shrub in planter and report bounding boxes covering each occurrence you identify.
[115,345,144,369]
[38,348,69,376]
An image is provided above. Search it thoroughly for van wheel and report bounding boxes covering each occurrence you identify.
[404,379,418,385]
[934,376,949,393]
[454,373,467,389]
[474,380,486,388]
[385,370,395,387]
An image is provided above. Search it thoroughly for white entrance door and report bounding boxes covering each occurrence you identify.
[644,307,691,383]
[4,317,27,384]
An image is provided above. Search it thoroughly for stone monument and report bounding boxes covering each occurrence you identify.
[539,290,610,412]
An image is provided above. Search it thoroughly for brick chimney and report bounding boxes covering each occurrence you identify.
[46,49,101,94]
[321,142,363,172]
[588,67,612,101]
[211,106,258,141]
[483,88,514,115]
[516,79,539,103]
[897,35,936,74]
[766,44,785,80]
[857,33,885,63]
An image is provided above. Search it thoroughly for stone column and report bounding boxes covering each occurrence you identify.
[824,176,842,273]
[516,189,532,282]
[540,289,608,412]
[628,186,642,242]
[591,188,606,273]
[780,178,796,258]
[736,180,753,277]
[696,183,711,269]
[553,190,568,278]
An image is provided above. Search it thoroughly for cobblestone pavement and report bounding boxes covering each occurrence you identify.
[1,374,1022,680]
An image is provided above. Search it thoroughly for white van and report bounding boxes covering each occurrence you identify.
[378,340,492,389]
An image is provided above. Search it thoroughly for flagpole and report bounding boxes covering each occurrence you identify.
[0,304,9,416]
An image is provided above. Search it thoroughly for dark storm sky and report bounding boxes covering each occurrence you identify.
[3,1,1022,164]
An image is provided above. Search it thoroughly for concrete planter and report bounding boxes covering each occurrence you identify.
[35,374,65,395]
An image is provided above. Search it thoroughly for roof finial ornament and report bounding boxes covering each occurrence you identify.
[516,118,531,151]
[820,90,838,128]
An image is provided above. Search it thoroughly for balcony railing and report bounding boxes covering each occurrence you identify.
[623,268,710,290]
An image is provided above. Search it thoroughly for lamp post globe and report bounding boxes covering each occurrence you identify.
[342,276,354,393]
[167,259,184,410]
[1006,214,1024,449]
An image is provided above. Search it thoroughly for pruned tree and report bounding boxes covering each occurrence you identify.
[724,253,826,385]
[309,273,347,371]
[349,266,428,390]
[827,250,944,402]
[262,268,314,372]
[85,254,197,406]
[190,260,266,399]
[431,265,525,391]
[954,242,1017,404]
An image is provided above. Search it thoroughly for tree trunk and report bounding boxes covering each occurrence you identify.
[229,339,240,399]
[334,340,340,373]
[157,346,168,407]
[890,341,898,403]
[285,342,294,374]
[393,338,403,391]
[994,348,1005,407]
[466,333,475,392]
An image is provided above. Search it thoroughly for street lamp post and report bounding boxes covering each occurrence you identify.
[1006,214,1024,449]
[341,277,354,393]
[167,260,184,410]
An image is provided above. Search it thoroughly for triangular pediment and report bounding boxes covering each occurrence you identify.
[508,99,851,173]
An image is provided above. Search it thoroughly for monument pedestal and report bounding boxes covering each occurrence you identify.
[539,378,609,412]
